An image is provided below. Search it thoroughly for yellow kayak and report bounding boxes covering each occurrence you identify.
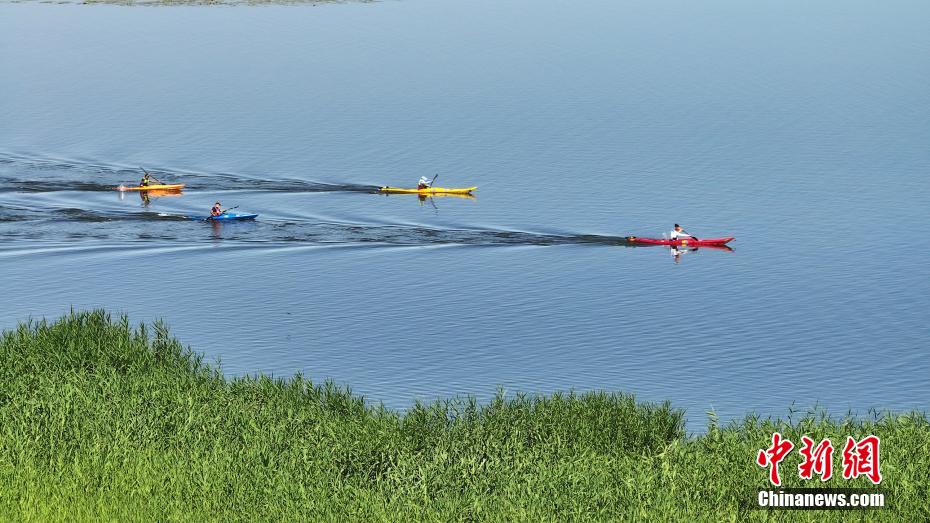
[117,183,185,191]
[379,186,476,195]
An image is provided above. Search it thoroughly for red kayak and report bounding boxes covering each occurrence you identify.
[627,236,734,247]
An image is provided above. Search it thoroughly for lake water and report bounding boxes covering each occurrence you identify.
[1,0,928,431]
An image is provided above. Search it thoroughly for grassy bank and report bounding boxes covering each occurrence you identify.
[0,311,927,520]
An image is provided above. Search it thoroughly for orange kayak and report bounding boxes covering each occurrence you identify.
[117,184,185,191]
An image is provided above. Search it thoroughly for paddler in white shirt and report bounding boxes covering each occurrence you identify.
[670,224,698,241]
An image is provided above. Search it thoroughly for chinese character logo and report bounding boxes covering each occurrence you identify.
[757,433,883,485]
[797,436,834,481]
[756,432,795,486]
[842,435,883,484]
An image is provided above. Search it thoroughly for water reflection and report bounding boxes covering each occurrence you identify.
[378,192,477,201]
[116,187,184,207]
[416,192,477,212]
[670,244,734,264]
[210,220,223,242]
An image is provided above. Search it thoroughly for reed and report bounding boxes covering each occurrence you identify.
[0,310,926,520]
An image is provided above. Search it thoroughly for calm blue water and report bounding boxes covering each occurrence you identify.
[1,0,928,431]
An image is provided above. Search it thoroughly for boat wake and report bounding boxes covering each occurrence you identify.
[0,206,636,247]
[0,153,734,253]
[0,154,379,194]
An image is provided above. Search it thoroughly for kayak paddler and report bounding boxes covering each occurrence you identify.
[670,224,699,241]
[211,201,223,217]
[140,173,152,187]
[417,176,433,190]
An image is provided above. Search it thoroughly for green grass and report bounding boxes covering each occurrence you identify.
[0,310,927,520]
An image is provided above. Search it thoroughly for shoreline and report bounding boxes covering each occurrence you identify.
[1,310,926,519]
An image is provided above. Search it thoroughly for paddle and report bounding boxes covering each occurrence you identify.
[139,167,164,186]
[206,205,239,221]
[430,173,438,187]
[679,228,699,242]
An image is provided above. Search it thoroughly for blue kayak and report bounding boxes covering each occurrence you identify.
[200,213,258,221]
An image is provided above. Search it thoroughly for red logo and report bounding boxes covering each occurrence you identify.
[798,436,834,481]
[757,433,882,485]
[842,435,883,484]
[756,432,795,486]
